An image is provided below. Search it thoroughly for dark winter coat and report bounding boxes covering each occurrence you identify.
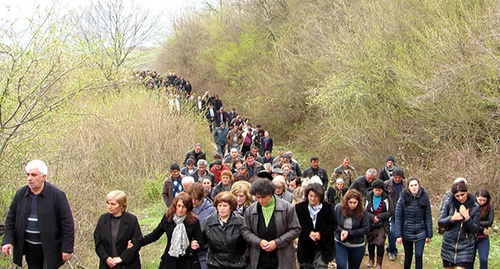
[384,177,406,209]
[365,191,394,234]
[326,187,348,205]
[394,187,433,242]
[138,215,204,269]
[201,212,248,268]
[94,212,142,269]
[2,182,75,269]
[295,201,336,264]
[213,126,229,146]
[334,203,370,245]
[478,203,494,238]
[183,149,207,166]
[348,176,371,197]
[438,193,481,264]
[302,167,329,190]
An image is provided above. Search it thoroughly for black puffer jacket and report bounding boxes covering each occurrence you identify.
[202,211,248,269]
[394,187,433,242]
[438,193,481,264]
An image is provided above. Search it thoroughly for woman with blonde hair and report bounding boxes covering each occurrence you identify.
[231,180,252,215]
[211,170,234,198]
[94,190,142,268]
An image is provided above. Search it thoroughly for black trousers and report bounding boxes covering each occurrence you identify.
[24,242,47,269]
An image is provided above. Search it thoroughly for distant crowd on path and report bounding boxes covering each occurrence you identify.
[0,79,496,269]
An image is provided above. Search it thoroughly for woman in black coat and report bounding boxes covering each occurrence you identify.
[136,192,204,269]
[365,180,394,269]
[295,183,337,268]
[394,177,433,269]
[94,190,142,269]
[439,181,481,269]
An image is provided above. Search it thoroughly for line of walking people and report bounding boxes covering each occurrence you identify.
[90,153,494,269]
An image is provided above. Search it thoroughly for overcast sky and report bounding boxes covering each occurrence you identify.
[1,0,209,46]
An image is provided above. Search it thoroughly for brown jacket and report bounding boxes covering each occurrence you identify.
[226,129,243,148]
[162,174,185,208]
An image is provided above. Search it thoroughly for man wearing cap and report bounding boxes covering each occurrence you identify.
[214,107,229,127]
[384,167,406,261]
[162,163,185,208]
[243,152,262,181]
[214,122,229,156]
[271,168,284,179]
[379,156,399,181]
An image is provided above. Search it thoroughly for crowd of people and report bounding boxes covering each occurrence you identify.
[0,154,495,269]
[0,80,496,269]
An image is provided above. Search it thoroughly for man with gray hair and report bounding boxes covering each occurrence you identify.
[1,160,75,268]
[349,168,378,197]
[190,159,216,186]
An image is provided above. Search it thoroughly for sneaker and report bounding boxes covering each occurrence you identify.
[389,253,397,261]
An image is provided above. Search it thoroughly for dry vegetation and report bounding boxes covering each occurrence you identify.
[159,0,500,204]
[0,0,499,267]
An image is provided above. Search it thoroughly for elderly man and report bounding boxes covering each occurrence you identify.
[191,159,216,186]
[384,168,406,261]
[1,160,74,269]
[379,156,398,182]
[349,168,378,197]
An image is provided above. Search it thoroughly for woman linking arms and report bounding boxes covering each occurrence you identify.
[202,192,248,269]
[94,190,142,269]
[475,189,494,269]
[134,192,204,269]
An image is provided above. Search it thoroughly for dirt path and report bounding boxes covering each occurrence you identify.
[359,254,404,269]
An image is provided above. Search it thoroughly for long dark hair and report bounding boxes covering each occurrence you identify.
[341,189,365,219]
[476,189,491,219]
[166,192,197,225]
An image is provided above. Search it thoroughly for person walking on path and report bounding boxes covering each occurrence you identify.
[1,160,75,269]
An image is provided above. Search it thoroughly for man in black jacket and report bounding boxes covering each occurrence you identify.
[1,160,75,269]
[302,156,329,190]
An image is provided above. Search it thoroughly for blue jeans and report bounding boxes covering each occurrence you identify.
[402,239,425,269]
[386,218,398,255]
[216,144,226,156]
[476,237,489,269]
[335,242,365,269]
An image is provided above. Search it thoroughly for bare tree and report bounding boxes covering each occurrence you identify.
[0,5,93,165]
[73,0,161,82]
